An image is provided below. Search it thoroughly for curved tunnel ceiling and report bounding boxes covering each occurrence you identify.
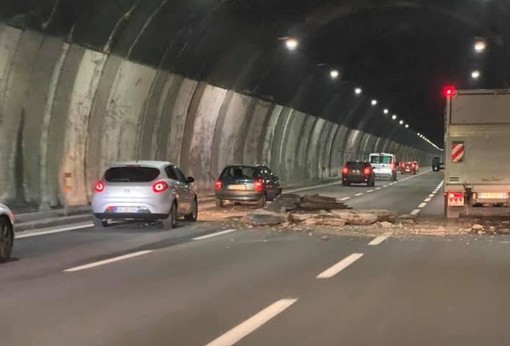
[1,0,509,145]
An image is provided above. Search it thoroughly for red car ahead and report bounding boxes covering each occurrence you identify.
[401,161,418,175]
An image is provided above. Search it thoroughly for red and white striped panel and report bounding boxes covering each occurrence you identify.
[451,142,464,163]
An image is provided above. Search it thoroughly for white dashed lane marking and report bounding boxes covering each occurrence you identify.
[368,233,392,246]
[64,250,154,272]
[206,299,298,346]
[317,253,364,279]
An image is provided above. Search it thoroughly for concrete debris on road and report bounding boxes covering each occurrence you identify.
[379,221,396,228]
[243,193,395,228]
[471,224,485,232]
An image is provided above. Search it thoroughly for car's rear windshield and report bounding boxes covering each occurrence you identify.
[346,162,367,169]
[370,155,393,164]
[220,166,257,180]
[104,166,160,183]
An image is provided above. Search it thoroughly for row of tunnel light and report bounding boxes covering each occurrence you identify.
[283,37,489,152]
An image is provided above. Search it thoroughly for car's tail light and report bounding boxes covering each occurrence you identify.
[342,167,349,175]
[254,180,264,192]
[152,180,169,193]
[215,180,223,190]
[364,167,371,175]
[94,180,105,193]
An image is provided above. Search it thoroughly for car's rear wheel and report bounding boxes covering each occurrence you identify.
[257,194,266,208]
[92,215,108,228]
[162,203,177,229]
[215,198,225,208]
[0,216,14,262]
[185,198,198,222]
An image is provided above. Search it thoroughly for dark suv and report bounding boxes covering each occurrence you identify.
[215,165,281,208]
[342,162,375,186]
[432,157,441,171]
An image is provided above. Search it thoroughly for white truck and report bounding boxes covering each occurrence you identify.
[444,88,510,218]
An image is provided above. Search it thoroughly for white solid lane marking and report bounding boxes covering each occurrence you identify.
[418,202,427,209]
[64,250,154,272]
[16,222,94,239]
[206,299,298,346]
[192,229,238,241]
[317,253,364,279]
[366,190,374,193]
[340,197,351,201]
[354,193,364,197]
[411,209,421,216]
[369,233,392,246]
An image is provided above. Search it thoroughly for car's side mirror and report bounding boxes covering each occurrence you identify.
[186,176,195,184]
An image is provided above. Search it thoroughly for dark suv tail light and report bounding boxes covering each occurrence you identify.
[94,180,105,193]
[215,180,223,190]
[342,167,349,175]
[364,167,371,175]
[152,180,169,193]
[254,180,264,192]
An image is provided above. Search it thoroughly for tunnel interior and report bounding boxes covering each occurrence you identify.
[0,0,508,209]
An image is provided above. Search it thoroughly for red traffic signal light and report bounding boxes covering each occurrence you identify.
[443,85,456,98]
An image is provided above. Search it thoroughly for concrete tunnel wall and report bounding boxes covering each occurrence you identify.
[0,24,435,209]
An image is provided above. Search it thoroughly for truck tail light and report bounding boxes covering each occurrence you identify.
[254,180,264,192]
[152,180,169,193]
[342,167,349,175]
[94,180,105,193]
[214,180,223,190]
[447,192,464,206]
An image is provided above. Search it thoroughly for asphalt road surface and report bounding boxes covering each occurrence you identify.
[4,171,510,345]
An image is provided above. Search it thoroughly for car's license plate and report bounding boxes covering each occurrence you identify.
[478,192,508,200]
[228,184,246,190]
[116,207,139,213]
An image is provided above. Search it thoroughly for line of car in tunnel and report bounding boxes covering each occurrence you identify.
[0,152,430,263]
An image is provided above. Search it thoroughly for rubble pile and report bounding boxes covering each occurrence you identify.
[243,194,397,228]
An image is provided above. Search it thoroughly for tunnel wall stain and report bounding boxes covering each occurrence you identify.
[0,24,436,209]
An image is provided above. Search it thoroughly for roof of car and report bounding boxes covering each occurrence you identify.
[110,160,174,169]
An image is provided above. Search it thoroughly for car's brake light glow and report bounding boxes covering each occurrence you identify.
[94,180,105,193]
[342,167,349,175]
[215,180,223,190]
[152,180,169,193]
[364,167,371,175]
[254,180,264,192]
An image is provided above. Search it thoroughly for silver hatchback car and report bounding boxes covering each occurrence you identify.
[91,161,198,228]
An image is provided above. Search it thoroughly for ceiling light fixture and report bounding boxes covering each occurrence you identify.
[285,38,299,51]
[474,39,487,53]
